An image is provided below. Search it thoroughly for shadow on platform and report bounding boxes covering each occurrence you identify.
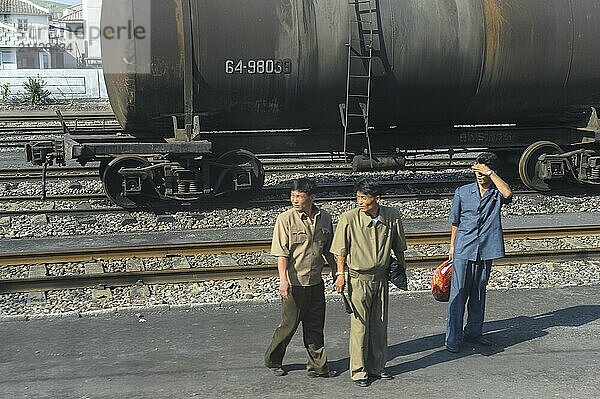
[385,304,600,376]
[267,305,599,377]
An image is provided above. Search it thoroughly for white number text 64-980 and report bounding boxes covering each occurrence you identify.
[225,59,292,75]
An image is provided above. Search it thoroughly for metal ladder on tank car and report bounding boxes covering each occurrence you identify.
[340,0,380,166]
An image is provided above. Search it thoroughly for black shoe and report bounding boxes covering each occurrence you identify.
[370,371,394,380]
[465,335,493,346]
[307,370,339,378]
[354,379,369,388]
[270,367,286,376]
[379,371,394,380]
[446,344,460,353]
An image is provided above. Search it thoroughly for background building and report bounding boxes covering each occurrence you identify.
[0,0,52,69]
[50,2,84,68]
[0,0,108,99]
[1,0,102,70]
[82,0,100,67]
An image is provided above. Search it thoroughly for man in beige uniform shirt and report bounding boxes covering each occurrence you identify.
[265,178,338,378]
[331,179,407,387]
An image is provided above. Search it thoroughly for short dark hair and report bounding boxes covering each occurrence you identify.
[354,178,382,197]
[291,177,316,195]
[476,152,499,171]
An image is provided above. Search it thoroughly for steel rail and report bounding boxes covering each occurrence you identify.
[0,189,539,217]
[1,165,360,182]
[1,246,600,294]
[0,166,96,175]
[1,156,467,174]
[0,125,121,133]
[1,224,599,268]
[0,172,98,182]
[0,160,470,182]
[0,193,452,217]
[0,193,107,202]
[0,178,475,204]
[0,113,116,123]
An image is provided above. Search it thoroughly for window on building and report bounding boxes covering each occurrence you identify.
[17,18,28,31]
[0,14,9,24]
[0,51,16,67]
[42,53,49,69]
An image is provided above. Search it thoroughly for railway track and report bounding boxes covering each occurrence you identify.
[0,123,121,133]
[0,162,469,183]
[0,155,473,188]
[0,178,487,216]
[0,166,99,182]
[1,224,599,293]
[0,188,540,218]
[0,112,116,123]
[0,132,122,141]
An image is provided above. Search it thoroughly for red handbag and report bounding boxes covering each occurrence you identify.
[431,259,453,302]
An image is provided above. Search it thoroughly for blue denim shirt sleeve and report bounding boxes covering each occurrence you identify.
[449,187,461,225]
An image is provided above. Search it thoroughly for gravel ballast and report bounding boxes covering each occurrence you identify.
[1,234,600,319]
[1,259,598,319]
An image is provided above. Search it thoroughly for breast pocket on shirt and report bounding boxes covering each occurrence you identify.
[291,229,308,244]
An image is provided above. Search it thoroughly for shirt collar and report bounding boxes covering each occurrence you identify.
[359,207,384,227]
[298,205,320,220]
[470,182,497,198]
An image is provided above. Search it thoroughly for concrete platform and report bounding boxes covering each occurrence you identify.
[0,285,598,398]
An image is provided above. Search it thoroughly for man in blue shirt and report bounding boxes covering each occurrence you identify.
[446,152,513,353]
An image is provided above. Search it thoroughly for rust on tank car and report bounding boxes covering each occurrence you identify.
[482,0,507,68]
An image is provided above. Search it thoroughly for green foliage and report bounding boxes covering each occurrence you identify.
[21,77,52,105]
[0,83,10,105]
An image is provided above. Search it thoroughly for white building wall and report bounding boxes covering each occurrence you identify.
[0,12,51,69]
[2,14,49,43]
[0,69,108,99]
[82,0,102,63]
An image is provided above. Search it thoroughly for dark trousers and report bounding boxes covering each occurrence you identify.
[446,258,492,347]
[264,281,329,373]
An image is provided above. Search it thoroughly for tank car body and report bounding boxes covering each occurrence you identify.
[102,0,600,138]
[24,1,600,207]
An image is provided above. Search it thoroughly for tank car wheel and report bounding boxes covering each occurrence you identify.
[98,159,110,178]
[102,156,154,208]
[216,149,265,194]
[518,141,562,191]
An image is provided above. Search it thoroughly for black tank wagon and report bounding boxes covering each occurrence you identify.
[26,0,600,207]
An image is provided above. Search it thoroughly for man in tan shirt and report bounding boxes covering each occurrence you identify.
[331,179,407,387]
[265,178,338,378]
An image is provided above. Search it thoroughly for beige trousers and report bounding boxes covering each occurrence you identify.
[348,272,389,380]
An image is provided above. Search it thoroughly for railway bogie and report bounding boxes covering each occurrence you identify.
[25,137,265,208]
[101,152,265,208]
[519,139,600,192]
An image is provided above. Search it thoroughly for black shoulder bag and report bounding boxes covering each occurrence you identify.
[387,256,408,290]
